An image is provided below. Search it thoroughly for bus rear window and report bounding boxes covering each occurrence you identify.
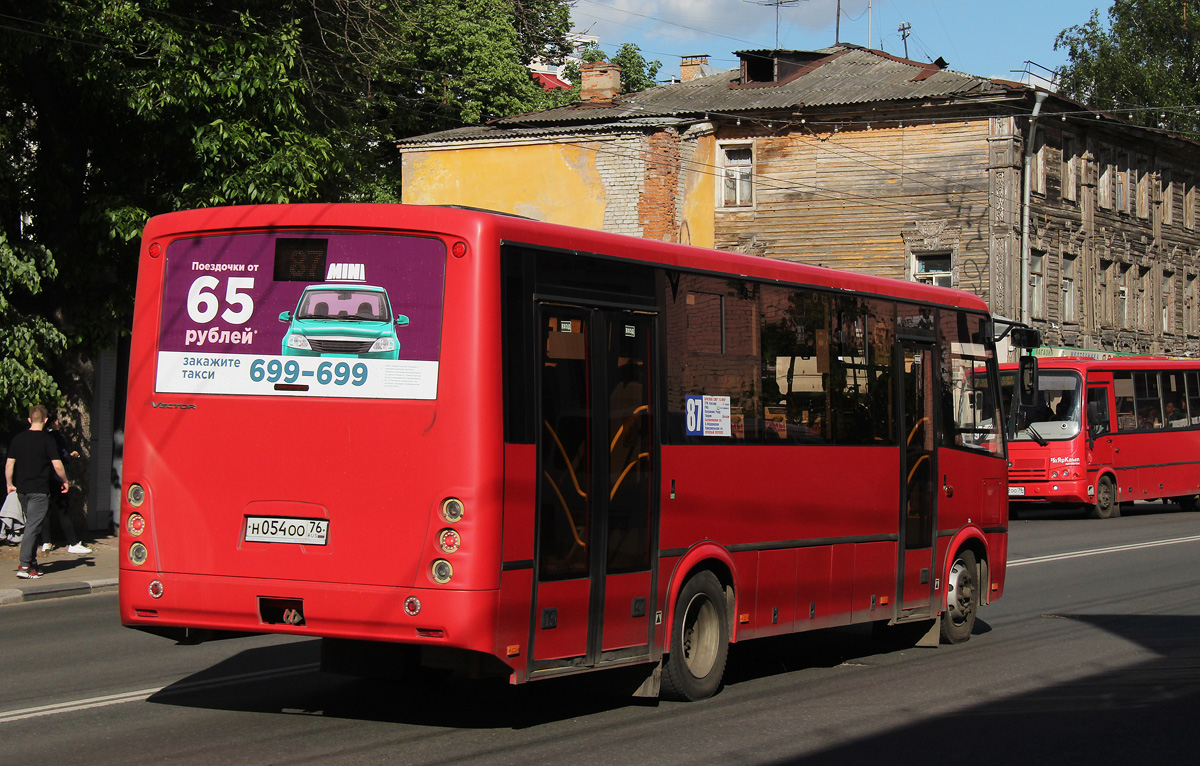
[155,232,445,400]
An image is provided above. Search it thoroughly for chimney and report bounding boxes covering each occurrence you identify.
[680,54,709,83]
[581,62,622,101]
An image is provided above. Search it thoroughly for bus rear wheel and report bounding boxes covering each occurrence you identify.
[1174,495,1198,512]
[940,549,978,644]
[660,571,729,701]
[1089,475,1118,519]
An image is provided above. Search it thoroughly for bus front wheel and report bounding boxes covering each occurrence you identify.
[660,571,729,701]
[940,549,978,644]
[1090,475,1118,519]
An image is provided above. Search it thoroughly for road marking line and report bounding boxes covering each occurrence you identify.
[0,663,317,724]
[1009,534,1200,567]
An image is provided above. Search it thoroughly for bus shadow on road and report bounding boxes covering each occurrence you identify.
[761,613,1200,765]
[145,638,661,728]
[144,619,956,728]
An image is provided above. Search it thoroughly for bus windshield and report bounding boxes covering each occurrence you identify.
[1007,370,1083,442]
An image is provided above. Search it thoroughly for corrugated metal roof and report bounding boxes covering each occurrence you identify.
[501,45,1010,124]
[398,45,1018,146]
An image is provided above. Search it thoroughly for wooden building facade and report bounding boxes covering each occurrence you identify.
[398,45,1200,358]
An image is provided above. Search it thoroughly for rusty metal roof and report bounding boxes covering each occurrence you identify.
[399,45,1019,146]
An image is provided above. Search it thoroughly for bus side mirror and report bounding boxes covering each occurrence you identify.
[1018,355,1039,408]
[1010,327,1042,349]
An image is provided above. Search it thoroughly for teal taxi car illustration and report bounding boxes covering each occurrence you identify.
[279,284,409,359]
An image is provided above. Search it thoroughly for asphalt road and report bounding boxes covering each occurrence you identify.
[3,504,1199,765]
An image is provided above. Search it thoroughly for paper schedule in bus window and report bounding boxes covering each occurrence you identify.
[154,232,446,399]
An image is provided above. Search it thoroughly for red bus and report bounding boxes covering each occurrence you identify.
[1003,356,1200,519]
[119,204,1011,700]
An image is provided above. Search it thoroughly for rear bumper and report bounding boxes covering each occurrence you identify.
[119,569,499,654]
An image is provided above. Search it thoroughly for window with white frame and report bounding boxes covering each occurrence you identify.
[913,251,952,287]
[1099,260,1111,326]
[1119,264,1131,326]
[1030,250,1045,319]
[720,144,753,208]
[1062,253,1077,323]
[1115,154,1129,213]
[1187,274,1198,335]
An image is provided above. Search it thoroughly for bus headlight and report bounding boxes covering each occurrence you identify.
[127,484,145,507]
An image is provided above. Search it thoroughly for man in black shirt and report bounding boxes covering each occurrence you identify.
[5,405,69,579]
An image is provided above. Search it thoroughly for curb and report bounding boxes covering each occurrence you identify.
[0,577,118,605]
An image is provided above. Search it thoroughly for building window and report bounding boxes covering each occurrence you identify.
[1163,270,1175,334]
[1062,135,1078,202]
[1119,264,1131,326]
[1188,274,1199,336]
[720,144,753,208]
[1162,166,1174,226]
[1136,156,1150,219]
[1030,251,1045,319]
[1099,260,1111,327]
[1031,128,1046,196]
[1115,154,1129,213]
[1138,265,1152,331]
[1187,174,1196,230]
[913,251,952,287]
[1062,253,1077,323]
[1098,148,1113,209]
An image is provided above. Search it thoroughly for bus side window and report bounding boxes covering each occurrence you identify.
[1086,387,1110,436]
[1189,372,1200,425]
[1114,371,1137,431]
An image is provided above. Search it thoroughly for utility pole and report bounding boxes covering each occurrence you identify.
[898,22,911,58]
[835,0,841,44]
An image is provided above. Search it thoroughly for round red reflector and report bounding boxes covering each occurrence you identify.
[149,580,164,599]
[404,596,422,616]
[149,242,161,258]
[452,241,468,259]
[127,513,145,536]
[439,528,461,554]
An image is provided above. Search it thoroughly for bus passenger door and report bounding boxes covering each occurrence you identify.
[532,305,656,670]
[897,342,936,617]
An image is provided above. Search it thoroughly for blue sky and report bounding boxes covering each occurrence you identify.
[570,0,1111,87]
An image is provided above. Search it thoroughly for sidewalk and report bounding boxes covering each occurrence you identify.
[0,534,119,605]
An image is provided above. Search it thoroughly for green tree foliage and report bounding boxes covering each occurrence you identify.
[0,0,571,419]
[1056,0,1200,134]
[563,42,662,95]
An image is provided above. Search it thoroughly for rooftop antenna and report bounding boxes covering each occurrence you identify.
[746,0,809,49]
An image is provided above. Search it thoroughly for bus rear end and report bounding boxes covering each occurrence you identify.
[118,205,508,676]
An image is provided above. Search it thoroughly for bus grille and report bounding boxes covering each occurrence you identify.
[1010,458,1046,482]
[309,339,374,354]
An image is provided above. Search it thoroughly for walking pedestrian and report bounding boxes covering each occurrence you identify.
[4,405,69,579]
[40,416,90,554]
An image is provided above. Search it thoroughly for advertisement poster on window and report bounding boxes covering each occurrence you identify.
[155,233,445,399]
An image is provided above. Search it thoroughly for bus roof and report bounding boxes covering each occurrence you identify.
[143,204,992,314]
[999,356,1200,372]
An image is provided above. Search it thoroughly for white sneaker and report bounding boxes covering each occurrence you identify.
[67,543,92,554]
[41,543,52,553]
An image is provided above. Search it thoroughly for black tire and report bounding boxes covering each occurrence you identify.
[1089,474,1118,519]
[1176,495,1198,512]
[940,549,978,645]
[660,571,730,701]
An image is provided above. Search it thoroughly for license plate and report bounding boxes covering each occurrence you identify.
[244,516,329,545]
[1007,486,1026,497]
